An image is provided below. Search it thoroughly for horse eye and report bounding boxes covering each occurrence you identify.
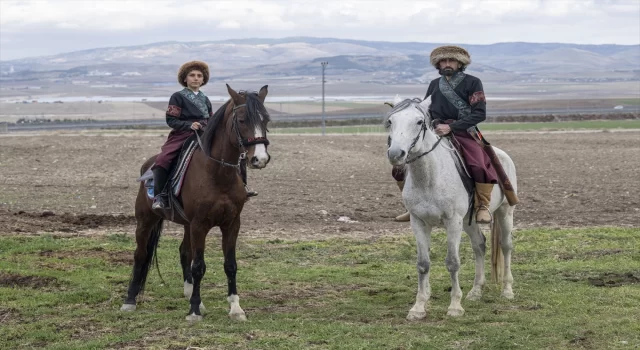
[385,120,391,128]
[239,119,245,124]
[417,120,423,125]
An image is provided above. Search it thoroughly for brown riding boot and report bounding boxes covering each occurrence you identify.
[395,180,410,222]
[474,183,494,224]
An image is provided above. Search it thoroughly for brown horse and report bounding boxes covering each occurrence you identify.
[121,84,271,321]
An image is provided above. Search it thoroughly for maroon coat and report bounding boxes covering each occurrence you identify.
[153,89,212,171]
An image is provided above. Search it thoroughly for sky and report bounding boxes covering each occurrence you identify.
[1,0,639,61]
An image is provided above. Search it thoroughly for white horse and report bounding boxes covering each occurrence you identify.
[385,96,517,320]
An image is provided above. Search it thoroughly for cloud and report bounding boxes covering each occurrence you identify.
[0,0,638,60]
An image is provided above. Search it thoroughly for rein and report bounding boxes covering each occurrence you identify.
[194,102,270,169]
[406,137,444,164]
[389,104,444,164]
[195,131,241,169]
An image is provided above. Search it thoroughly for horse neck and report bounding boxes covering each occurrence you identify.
[206,113,242,180]
[407,135,457,188]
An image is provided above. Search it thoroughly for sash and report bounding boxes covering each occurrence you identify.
[179,88,210,119]
[438,72,470,120]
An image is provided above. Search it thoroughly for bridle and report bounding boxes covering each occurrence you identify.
[387,101,443,164]
[195,102,270,169]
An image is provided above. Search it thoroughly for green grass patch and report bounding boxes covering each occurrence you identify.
[615,98,640,106]
[271,120,640,134]
[1,227,638,349]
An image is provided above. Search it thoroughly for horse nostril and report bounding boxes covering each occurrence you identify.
[400,150,406,158]
[251,156,258,163]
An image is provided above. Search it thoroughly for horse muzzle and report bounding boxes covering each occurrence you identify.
[387,147,407,166]
[249,153,270,169]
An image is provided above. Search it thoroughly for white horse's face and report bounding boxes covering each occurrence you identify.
[385,95,433,166]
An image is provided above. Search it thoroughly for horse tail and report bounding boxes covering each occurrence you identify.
[139,219,165,294]
[490,220,504,284]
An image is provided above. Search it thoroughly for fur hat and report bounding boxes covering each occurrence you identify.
[177,60,210,87]
[429,46,471,68]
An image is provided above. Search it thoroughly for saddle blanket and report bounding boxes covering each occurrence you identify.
[138,138,198,199]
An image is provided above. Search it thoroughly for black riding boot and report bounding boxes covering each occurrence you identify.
[152,167,169,209]
[240,159,258,198]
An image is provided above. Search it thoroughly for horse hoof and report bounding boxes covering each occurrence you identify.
[186,313,203,322]
[406,311,427,321]
[229,312,247,321]
[501,291,515,300]
[447,308,465,317]
[466,291,482,301]
[120,304,136,312]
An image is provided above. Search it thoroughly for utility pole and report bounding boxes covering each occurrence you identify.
[321,61,328,136]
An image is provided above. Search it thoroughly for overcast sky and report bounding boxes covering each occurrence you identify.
[1,0,639,61]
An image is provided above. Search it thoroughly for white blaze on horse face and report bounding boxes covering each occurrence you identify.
[387,102,425,166]
[251,120,269,169]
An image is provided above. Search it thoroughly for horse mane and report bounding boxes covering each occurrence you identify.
[200,91,270,157]
[384,98,430,126]
[201,100,230,157]
[242,90,271,134]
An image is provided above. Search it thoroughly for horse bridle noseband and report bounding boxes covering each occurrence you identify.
[194,103,270,169]
[389,103,443,164]
[231,103,270,152]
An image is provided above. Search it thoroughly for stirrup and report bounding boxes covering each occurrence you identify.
[475,205,492,224]
[152,195,167,210]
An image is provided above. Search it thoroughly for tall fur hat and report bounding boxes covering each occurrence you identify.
[177,60,210,87]
[429,46,471,68]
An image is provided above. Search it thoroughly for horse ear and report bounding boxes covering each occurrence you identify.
[393,94,402,105]
[226,84,242,104]
[420,95,432,109]
[258,85,268,102]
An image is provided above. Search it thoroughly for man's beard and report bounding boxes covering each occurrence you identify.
[439,67,457,76]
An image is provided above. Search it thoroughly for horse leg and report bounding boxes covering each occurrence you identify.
[221,218,247,321]
[180,225,193,298]
[444,218,465,317]
[464,221,486,301]
[121,214,163,311]
[181,225,206,312]
[495,205,515,299]
[406,216,433,321]
[185,222,208,322]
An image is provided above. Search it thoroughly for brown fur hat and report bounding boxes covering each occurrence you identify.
[429,46,471,68]
[177,60,210,87]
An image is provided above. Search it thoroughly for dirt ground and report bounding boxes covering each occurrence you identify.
[0,130,639,239]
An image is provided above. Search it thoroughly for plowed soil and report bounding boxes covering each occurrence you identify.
[1,130,638,239]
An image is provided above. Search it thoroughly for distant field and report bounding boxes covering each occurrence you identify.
[2,97,638,123]
[270,120,640,134]
[0,101,164,123]
[616,99,640,106]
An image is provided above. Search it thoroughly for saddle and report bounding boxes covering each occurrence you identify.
[444,136,476,223]
[138,135,199,221]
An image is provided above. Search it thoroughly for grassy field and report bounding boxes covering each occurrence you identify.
[616,99,640,106]
[270,120,640,134]
[1,227,638,349]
